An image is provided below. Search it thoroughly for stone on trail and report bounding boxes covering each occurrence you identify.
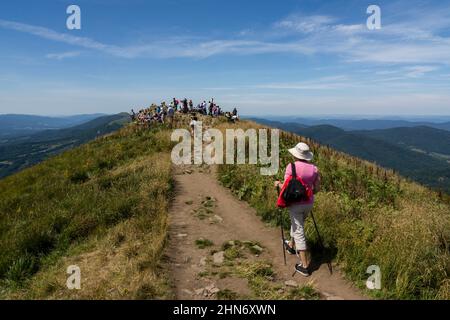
[210,215,223,223]
[177,233,188,238]
[284,280,298,288]
[210,287,220,295]
[183,256,192,264]
[199,257,207,266]
[212,251,225,265]
[205,284,215,291]
[251,245,263,254]
[194,288,205,296]
[182,289,193,296]
[204,283,220,296]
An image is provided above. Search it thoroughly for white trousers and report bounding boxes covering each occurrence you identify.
[288,203,313,251]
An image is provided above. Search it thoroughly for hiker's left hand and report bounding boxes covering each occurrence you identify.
[274,180,281,188]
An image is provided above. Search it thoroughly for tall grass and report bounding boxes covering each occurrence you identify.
[217,121,450,300]
[0,125,174,298]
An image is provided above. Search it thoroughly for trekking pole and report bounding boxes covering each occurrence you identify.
[310,210,333,275]
[276,185,287,266]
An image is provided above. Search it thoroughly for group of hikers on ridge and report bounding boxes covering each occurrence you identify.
[130,98,239,128]
[131,98,321,277]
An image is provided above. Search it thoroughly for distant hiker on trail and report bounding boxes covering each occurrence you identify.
[201,101,207,115]
[208,101,214,116]
[167,104,175,127]
[182,98,189,113]
[275,142,321,277]
[190,116,198,136]
[161,108,167,124]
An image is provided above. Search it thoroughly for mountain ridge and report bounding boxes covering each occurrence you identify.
[0,113,131,179]
[0,113,107,138]
[252,118,450,193]
[249,116,450,131]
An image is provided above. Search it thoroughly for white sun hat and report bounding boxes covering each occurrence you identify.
[288,142,314,161]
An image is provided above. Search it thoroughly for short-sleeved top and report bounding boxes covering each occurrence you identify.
[283,161,319,205]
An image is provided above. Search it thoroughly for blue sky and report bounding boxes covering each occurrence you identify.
[1,0,450,116]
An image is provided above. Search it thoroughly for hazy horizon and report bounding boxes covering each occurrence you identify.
[3,112,450,123]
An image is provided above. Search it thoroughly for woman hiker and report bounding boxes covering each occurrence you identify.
[274,142,321,277]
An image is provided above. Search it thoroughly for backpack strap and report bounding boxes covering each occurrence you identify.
[291,162,297,178]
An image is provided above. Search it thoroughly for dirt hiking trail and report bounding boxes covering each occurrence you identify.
[164,164,367,300]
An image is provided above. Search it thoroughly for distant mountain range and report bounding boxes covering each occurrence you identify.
[250,116,450,131]
[354,126,450,158]
[0,114,106,139]
[252,118,450,193]
[0,113,131,179]
[2,112,450,193]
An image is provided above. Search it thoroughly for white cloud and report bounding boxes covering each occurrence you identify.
[0,18,323,60]
[0,19,115,51]
[348,42,450,64]
[271,8,450,66]
[404,65,438,78]
[254,75,354,90]
[46,51,81,60]
[275,15,336,33]
[2,6,450,67]
[0,19,315,59]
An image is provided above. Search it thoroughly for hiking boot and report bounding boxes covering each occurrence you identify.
[283,240,296,255]
[295,263,311,277]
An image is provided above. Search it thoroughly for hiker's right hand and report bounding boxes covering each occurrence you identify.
[274,180,281,188]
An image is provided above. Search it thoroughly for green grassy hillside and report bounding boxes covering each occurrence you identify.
[0,113,131,179]
[217,121,450,300]
[0,115,448,300]
[0,124,174,299]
